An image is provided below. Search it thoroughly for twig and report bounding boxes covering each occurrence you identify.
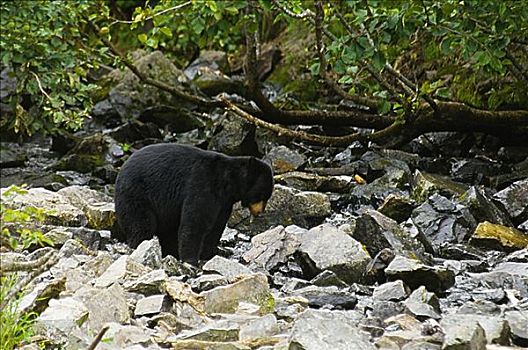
[0,250,58,313]
[270,0,313,19]
[29,71,52,102]
[87,325,110,350]
[108,1,192,27]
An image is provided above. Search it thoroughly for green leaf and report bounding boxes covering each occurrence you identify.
[159,27,173,38]
[378,100,391,115]
[372,51,386,71]
[137,33,148,44]
[309,62,320,76]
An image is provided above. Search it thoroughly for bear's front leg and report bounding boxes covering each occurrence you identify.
[177,198,221,265]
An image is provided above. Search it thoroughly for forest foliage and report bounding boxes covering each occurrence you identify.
[0,0,526,138]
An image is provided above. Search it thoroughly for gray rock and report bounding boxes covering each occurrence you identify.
[366,300,406,321]
[58,239,90,258]
[57,185,115,230]
[404,286,441,320]
[349,169,410,211]
[290,285,357,310]
[1,187,87,226]
[441,316,487,350]
[447,314,510,345]
[385,256,455,293]
[208,111,255,156]
[134,294,172,316]
[229,185,332,233]
[103,322,157,349]
[73,284,129,331]
[95,255,150,288]
[239,314,278,341]
[203,255,252,282]
[129,237,163,269]
[19,276,66,314]
[267,145,306,174]
[296,223,371,284]
[201,273,273,314]
[493,178,528,223]
[462,186,512,226]
[191,274,228,292]
[401,341,441,349]
[108,50,188,120]
[289,309,375,350]
[412,170,468,202]
[43,227,73,246]
[505,310,528,347]
[275,171,354,193]
[378,194,416,223]
[353,209,431,263]
[411,193,477,248]
[0,147,27,168]
[373,280,409,301]
[310,270,348,288]
[174,323,240,342]
[124,269,168,294]
[243,225,301,272]
[184,50,229,80]
[468,262,528,299]
[36,297,88,334]
[162,255,199,277]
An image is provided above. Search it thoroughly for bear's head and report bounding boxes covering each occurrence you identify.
[241,157,274,216]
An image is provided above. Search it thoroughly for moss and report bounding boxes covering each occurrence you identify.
[259,293,276,315]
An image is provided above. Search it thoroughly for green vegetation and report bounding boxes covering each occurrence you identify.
[0,274,36,350]
[1,185,53,251]
[0,0,526,140]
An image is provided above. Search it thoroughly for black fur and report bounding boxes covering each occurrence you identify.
[114,143,273,265]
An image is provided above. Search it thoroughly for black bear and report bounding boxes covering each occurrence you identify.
[114,143,274,265]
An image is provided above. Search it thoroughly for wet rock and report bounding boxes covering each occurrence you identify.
[73,284,129,331]
[129,237,163,269]
[139,105,205,133]
[291,285,358,310]
[0,146,27,168]
[469,221,528,252]
[229,185,332,233]
[461,186,512,226]
[505,310,528,347]
[411,193,476,248]
[135,294,172,316]
[243,225,301,272]
[54,134,109,173]
[440,316,487,350]
[107,120,162,143]
[295,223,371,284]
[289,309,375,350]
[57,185,115,230]
[450,157,502,184]
[353,209,431,262]
[385,256,455,293]
[493,178,528,223]
[124,269,168,294]
[413,170,468,202]
[373,280,410,301]
[348,169,410,211]
[404,286,441,320]
[377,194,416,223]
[36,297,89,335]
[94,255,150,288]
[1,187,87,226]
[267,145,306,174]
[274,171,354,193]
[107,50,188,120]
[208,111,256,156]
[184,50,229,80]
[201,273,273,315]
[203,255,252,282]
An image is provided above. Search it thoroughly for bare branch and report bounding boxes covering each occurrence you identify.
[29,71,52,102]
[87,326,110,350]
